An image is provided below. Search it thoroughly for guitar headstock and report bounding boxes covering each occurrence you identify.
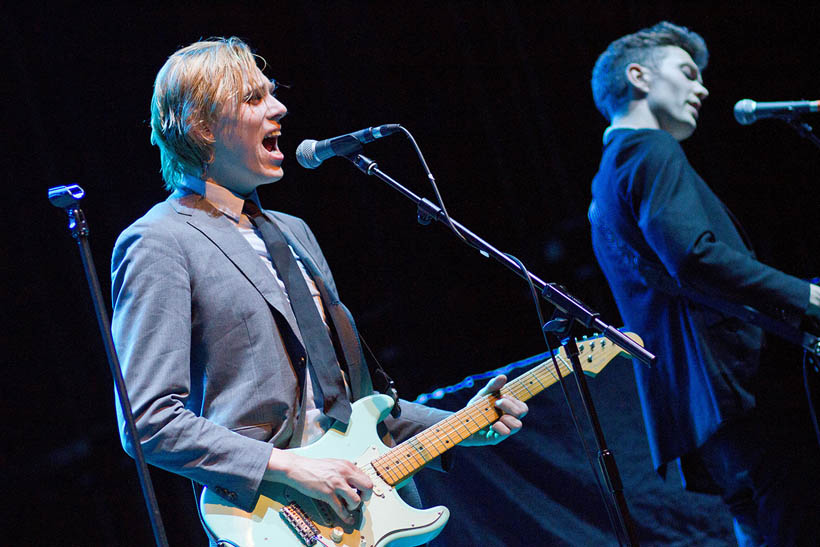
[500,331,644,403]
[569,331,643,377]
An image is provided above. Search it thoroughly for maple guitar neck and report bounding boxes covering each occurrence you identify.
[371,332,642,487]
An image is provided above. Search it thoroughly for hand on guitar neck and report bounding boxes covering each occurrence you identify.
[460,374,528,446]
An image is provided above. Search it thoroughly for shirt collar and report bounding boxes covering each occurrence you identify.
[602,126,631,145]
[180,174,263,223]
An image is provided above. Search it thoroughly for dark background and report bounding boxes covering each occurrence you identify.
[5,2,820,545]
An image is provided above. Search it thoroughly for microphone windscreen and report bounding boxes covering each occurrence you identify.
[295,140,320,169]
[734,99,756,125]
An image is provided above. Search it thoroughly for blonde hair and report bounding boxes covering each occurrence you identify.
[150,37,268,190]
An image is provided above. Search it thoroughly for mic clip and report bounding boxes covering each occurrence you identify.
[48,184,89,238]
[347,153,378,176]
[784,118,820,151]
[330,135,364,160]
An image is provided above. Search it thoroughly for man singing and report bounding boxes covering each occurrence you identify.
[588,21,820,545]
[111,36,526,544]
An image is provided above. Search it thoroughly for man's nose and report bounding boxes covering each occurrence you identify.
[267,95,287,121]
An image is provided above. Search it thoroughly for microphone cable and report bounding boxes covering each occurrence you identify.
[396,126,468,245]
[507,253,625,547]
[399,128,625,545]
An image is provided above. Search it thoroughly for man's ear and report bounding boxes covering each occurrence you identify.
[625,63,651,94]
[192,123,216,169]
[196,123,215,141]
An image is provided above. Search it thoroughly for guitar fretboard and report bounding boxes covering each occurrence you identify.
[370,336,627,486]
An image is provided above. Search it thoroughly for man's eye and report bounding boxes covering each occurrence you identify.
[245,90,263,104]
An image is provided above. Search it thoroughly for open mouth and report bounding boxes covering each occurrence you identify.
[262,130,280,152]
[262,136,278,152]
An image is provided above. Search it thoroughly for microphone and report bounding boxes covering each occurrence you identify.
[295,124,402,168]
[734,99,820,125]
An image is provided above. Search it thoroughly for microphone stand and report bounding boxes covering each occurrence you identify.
[543,314,637,546]
[785,118,820,150]
[340,147,654,546]
[48,185,169,547]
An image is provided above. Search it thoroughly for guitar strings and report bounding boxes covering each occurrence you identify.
[370,347,615,484]
[372,354,580,484]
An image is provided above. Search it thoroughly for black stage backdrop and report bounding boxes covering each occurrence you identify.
[5,2,819,545]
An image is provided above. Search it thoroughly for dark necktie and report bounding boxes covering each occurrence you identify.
[243,201,351,423]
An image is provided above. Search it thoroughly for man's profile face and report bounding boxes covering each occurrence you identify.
[645,46,709,141]
[207,68,287,195]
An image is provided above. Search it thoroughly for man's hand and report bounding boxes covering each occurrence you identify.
[460,374,528,447]
[808,284,820,320]
[265,449,373,524]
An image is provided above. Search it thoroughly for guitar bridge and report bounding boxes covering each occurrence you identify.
[280,502,321,546]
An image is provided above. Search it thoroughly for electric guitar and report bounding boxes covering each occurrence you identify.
[200,332,642,547]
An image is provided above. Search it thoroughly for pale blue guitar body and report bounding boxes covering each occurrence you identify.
[200,394,449,547]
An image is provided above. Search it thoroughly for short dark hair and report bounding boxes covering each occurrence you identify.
[591,21,708,122]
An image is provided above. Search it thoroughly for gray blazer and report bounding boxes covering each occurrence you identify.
[111,191,450,512]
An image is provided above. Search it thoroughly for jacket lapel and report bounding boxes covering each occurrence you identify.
[171,193,304,346]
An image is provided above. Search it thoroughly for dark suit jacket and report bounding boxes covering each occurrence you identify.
[111,189,450,511]
[588,129,808,480]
